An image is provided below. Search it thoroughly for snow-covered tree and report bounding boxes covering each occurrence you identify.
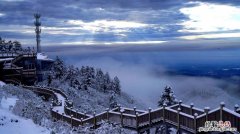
[52,56,66,79]
[113,76,121,95]
[158,86,177,107]
[65,65,76,81]
[103,72,111,93]
[13,41,22,51]
[109,92,117,108]
[47,57,122,94]
[157,86,177,134]
[73,79,81,90]
[80,66,94,88]
[96,69,104,91]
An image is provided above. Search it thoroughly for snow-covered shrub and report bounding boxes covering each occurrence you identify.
[158,86,177,107]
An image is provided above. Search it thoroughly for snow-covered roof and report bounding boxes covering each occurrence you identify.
[37,53,53,61]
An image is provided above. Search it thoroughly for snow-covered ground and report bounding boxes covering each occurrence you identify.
[0,97,50,134]
[0,83,139,134]
[0,81,5,87]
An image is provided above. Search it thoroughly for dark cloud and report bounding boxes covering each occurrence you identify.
[0,0,240,46]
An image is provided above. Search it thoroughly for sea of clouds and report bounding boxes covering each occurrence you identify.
[45,44,240,110]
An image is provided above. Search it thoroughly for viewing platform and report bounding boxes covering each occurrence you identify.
[22,85,240,134]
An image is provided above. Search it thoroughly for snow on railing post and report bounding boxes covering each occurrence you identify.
[234,104,239,112]
[178,100,182,109]
[135,112,139,130]
[93,112,96,129]
[148,107,152,126]
[194,113,198,134]
[177,107,181,133]
[190,103,194,115]
[133,106,137,114]
[120,109,124,127]
[163,103,166,123]
[117,104,121,112]
[106,108,109,121]
[71,114,73,127]
[220,102,225,121]
[80,118,83,125]
[204,107,210,121]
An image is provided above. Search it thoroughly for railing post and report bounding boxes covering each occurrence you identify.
[220,102,225,121]
[148,107,152,126]
[178,100,182,109]
[194,113,198,134]
[75,109,78,118]
[190,103,194,115]
[84,112,87,118]
[120,109,124,127]
[80,118,83,125]
[177,107,181,133]
[70,107,73,116]
[133,106,137,114]
[163,103,166,122]
[106,108,109,121]
[118,104,121,112]
[62,113,64,121]
[204,107,210,121]
[56,110,59,119]
[93,112,96,129]
[71,114,73,127]
[234,104,239,112]
[134,112,138,129]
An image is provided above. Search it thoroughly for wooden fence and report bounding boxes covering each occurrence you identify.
[20,86,240,134]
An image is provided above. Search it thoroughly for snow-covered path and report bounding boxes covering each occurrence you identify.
[52,93,66,114]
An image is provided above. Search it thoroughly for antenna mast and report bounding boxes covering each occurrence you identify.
[34,13,41,53]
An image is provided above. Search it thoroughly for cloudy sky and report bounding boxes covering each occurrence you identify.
[0,0,240,47]
[1,0,240,108]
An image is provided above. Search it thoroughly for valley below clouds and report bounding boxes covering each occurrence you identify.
[45,45,240,109]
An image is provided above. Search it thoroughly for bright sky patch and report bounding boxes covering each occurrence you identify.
[67,20,149,33]
[180,2,240,33]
